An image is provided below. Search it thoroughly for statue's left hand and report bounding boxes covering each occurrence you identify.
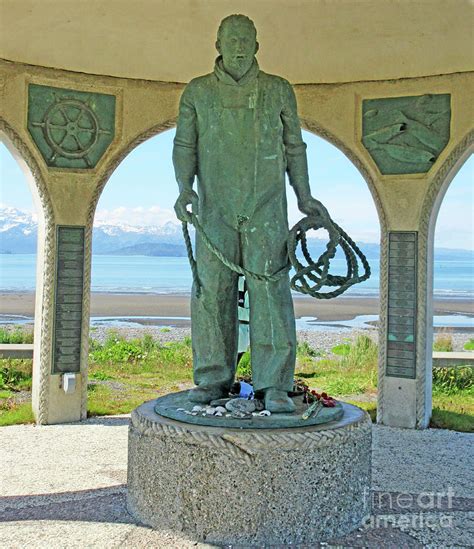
[298,196,329,220]
[174,189,199,223]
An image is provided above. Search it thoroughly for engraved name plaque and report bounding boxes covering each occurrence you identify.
[386,232,417,379]
[52,226,85,374]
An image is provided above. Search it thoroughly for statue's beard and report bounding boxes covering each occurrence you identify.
[223,56,253,81]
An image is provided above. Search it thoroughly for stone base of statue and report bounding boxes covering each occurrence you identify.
[127,396,372,545]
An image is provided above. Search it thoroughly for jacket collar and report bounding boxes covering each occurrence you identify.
[214,56,259,86]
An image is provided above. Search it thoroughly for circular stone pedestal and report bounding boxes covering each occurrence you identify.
[127,400,372,545]
[154,390,344,428]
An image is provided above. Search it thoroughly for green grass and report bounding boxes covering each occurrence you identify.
[236,340,324,379]
[87,384,158,416]
[0,331,472,432]
[431,393,474,432]
[89,370,113,381]
[297,340,323,358]
[0,359,33,391]
[464,338,474,351]
[298,335,378,396]
[86,332,193,416]
[0,402,35,426]
[342,395,473,432]
[331,342,351,356]
[236,350,252,378]
[0,358,34,425]
[300,335,472,432]
[89,330,158,363]
[432,366,473,395]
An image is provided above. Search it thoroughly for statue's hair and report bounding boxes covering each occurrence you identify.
[217,14,257,41]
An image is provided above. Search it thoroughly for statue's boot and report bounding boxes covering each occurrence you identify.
[188,383,228,404]
[264,388,296,413]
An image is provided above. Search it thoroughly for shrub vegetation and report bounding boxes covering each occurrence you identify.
[0,330,472,431]
[0,327,33,344]
[433,333,454,352]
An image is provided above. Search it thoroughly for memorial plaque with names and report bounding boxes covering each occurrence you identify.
[52,226,85,374]
[386,232,417,379]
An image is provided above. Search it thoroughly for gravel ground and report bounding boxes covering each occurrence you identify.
[89,324,380,352]
[372,426,474,498]
[73,325,474,353]
[1,323,473,545]
[3,322,471,352]
[1,417,473,548]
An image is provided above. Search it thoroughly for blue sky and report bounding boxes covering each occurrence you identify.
[1,130,472,249]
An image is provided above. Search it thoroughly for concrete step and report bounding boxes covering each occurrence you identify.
[433,351,474,367]
[0,344,34,358]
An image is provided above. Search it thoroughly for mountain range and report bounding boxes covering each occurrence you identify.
[0,206,187,256]
[1,206,472,261]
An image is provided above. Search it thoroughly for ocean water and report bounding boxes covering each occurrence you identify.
[0,254,473,299]
[2,312,473,331]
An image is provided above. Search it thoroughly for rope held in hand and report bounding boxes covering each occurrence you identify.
[182,200,370,299]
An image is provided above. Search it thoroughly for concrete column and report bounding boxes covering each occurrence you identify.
[0,118,83,424]
[377,226,430,429]
[377,133,474,429]
[32,220,88,424]
[373,171,429,428]
[0,59,181,425]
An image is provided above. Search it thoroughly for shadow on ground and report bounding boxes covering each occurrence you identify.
[59,416,131,427]
[2,486,472,547]
[0,486,132,524]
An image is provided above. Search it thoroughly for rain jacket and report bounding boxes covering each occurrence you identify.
[173,57,309,230]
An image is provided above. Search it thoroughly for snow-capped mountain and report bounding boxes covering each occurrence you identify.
[0,206,38,230]
[1,206,472,260]
[0,206,39,253]
[94,219,181,237]
[92,217,185,253]
[0,206,186,255]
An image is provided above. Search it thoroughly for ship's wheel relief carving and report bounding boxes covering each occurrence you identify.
[28,85,116,169]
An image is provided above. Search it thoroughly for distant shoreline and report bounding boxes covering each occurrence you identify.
[1,291,472,323]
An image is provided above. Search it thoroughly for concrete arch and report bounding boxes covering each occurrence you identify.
[0,117,54,224]
[423,131,474,248]
[87,119,177,225]
[301,118,387,233]
[90,116,386,233]
[415,129,474,426]
[0,117,56,424]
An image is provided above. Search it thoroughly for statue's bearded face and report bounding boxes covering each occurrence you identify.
[217,20,258,81]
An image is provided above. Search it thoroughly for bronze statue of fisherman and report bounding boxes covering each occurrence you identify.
[173,14,324,412]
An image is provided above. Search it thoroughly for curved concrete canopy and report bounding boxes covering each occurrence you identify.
[0,0,472,84]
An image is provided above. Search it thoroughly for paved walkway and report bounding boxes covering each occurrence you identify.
[1,415,473,548]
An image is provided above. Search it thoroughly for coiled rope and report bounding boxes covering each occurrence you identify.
[182,200,370,299]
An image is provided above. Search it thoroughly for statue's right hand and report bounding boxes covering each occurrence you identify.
[174,190,199,223]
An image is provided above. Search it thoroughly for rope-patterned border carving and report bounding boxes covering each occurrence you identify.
[79,120,176,418]
[0,117,56,424]
[415,129,474,427]
[131,407,372,465]
[377,231,389,422]
[301,119,389,421]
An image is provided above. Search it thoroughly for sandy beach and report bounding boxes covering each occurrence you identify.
[1,291,472,323]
